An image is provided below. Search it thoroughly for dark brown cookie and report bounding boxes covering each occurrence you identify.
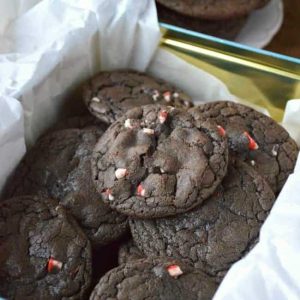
[130,160,275,279]
[118,240,144,265]
[83,70,193,125]
[189,101,299,193]
[92,104,228,218]
[0,196,92,300]
[3,128,128,247]
[90,257,218,300]
[157,3,248,40]
[156,0,271,20]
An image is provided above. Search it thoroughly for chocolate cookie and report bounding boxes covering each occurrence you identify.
[189,101,299,193]
[90,257,218,300]
[118,240,144,265]
[157,3,248,40]
[3,128,128,247]
[83,70,193,125]
[92,104,228,218]
[130,160,275,279]
[0,196,92,300]
[157,0,271,20]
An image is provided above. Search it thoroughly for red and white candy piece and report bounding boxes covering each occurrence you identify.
[159,110,168,124]
[47,257,63,273]
[137,184,145,197]
[143,128,155,135]
[103,188,114,201]
[115,168,128,179]
[152,90,160,102]
[243,132,259,150]
[124,119,134,129]
[272,145,279,157]
[167,265,183,278]
[217,125,226,137]
[163,91,172,102]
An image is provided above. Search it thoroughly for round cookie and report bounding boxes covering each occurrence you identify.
[130,160,275,279]
[118,240,144,265]
[157,3,248,40]
[156,0,271,20]
[90,257,218,300]
[92,104,228,218]
[83,70,193,125]
[0,196,92,300]
[3,128,128,247]
[189,101,299,193]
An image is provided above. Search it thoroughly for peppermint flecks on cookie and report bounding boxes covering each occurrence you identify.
[272,145,279,157]
[125,119,134,129]
[159,110,168,124]
[137,184,145,197]
[167,265,183,278]
[217,125,226,137]
[163,91,171,102]
[103,189,114,201]
[152,90,160,102]
[143,128,155,135]
[115,168,128,179]
[47,257,63,273]
[243,132,259,150]
[91,97,100,103]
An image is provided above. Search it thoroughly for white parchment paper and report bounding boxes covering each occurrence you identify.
[0,1,299,299]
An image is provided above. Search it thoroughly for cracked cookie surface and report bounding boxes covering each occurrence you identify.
[92,104,228,218]
[3,128,128,247]
[189,101,299,194]
[83,70,193,125]
[130,159,275,279]
[156,0,270,20]
[90,257,218,300]
[0,196,92,300]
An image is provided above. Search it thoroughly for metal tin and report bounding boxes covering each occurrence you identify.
[160,23,300,121]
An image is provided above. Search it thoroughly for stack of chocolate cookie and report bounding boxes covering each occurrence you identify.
[0,70,298,300]
[156,0,271,40]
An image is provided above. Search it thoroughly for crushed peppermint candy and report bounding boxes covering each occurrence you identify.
[152,90,160,102]
[184,100,190,107]
[160,168,165,174]
[137,184,145,197]
[163,91,172,102]
[158,110,168,124]
[143,128,155,135]
[243,132,259,150]
[47,257,63,273]
[217,125,226,137]
[124,119,134,129]
[250,160,256,166]
[173,92,179,98]
[167,265,183,278]
[91,97,100,103]
[103,189,114,201]
[115,168,128,179]
[272,145,279,157]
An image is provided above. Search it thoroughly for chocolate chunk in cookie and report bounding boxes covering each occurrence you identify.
[130,160,275,279]
[189,101,299,193]
[83,70,193,125]
[92,104,228,218]
[90,257,218,300]
[0,196,92,300]
[3,128,128,247]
